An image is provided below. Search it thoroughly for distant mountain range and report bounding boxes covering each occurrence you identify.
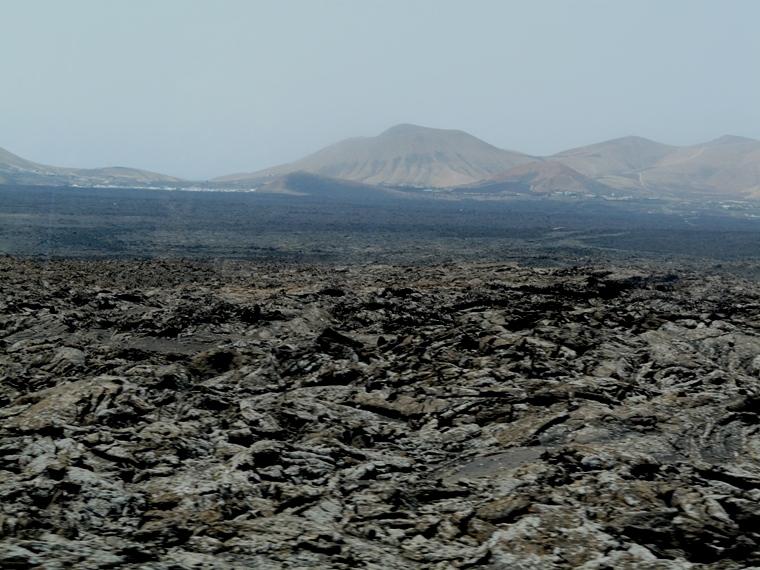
[3,124,760,198]
[0,147,180,188]
[217,124,532,188]
[551,134,760,198]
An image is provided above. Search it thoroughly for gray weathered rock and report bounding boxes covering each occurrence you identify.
[2,258,760,568]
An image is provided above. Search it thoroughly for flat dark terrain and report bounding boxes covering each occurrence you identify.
[3,184,760,266]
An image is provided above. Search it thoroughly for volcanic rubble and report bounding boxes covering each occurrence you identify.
[1,257,760,569]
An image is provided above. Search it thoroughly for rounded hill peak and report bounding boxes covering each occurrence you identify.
[705,135,758,146]
[379,123,460,137]
[220,124,532,187]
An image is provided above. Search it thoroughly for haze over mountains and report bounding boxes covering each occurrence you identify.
[3,124,760,198]
[0,146,180,188]
[218,124,533,188]
[456,160,615,197]
[552,134,760,198]
[218,125,760,199]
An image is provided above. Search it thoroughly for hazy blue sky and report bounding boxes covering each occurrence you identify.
[1,0,759,179]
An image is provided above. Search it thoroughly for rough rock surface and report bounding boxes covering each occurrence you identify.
[2,257,760,568]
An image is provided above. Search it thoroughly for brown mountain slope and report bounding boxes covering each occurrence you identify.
[552,136,676,178]
[459,160,613,195]
[552,135,760,197]
[218,128,760,197]
[216,124,534,188]
[0,146,182,187]
[0,146,38,170]
[639,136,760,197]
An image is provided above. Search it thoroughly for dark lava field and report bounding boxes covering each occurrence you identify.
[2,257,760,568]
[4,184,760,265]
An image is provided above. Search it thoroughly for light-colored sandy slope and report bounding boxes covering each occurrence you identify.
[552,135,760,197]
[0,146,38,170]
[491,160,601,193]
[638,136,760,197]
[6,129,760,197]
[69,166,183,184]
[461,159,613,195]
[552,136,677,178]
[217,124,534,188]
[0,145,181,186]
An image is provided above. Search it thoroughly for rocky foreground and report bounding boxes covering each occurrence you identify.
[2,258,760,569]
